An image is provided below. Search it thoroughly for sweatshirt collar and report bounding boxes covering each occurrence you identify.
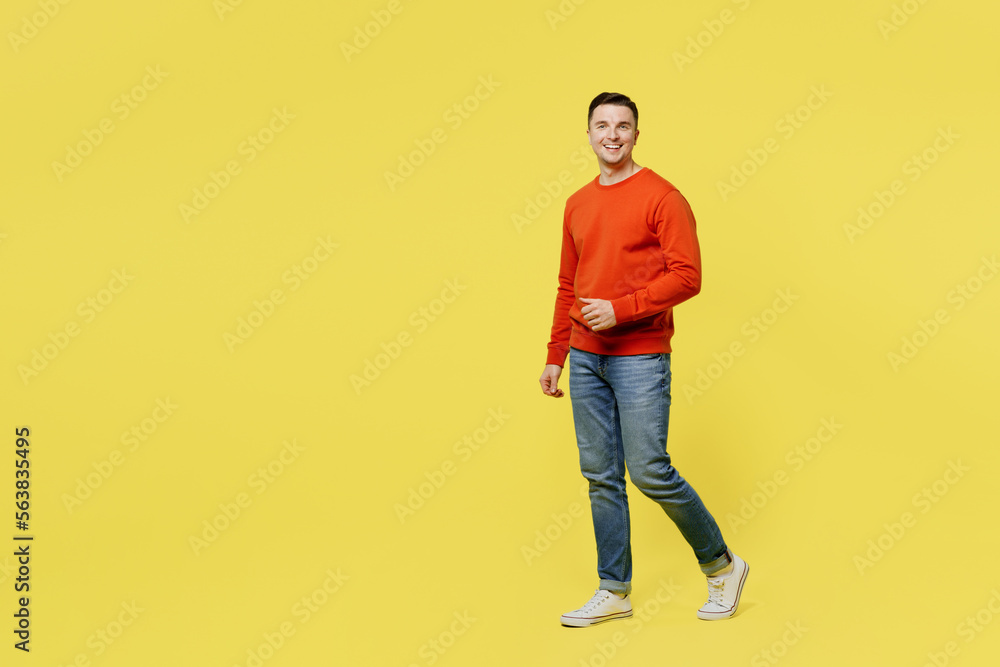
[594,166,648,190]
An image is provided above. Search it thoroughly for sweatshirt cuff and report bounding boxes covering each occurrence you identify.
[610,296,635,324]
[546,347,568,367]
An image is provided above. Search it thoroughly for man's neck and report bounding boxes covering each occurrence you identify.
[598,160,642,186]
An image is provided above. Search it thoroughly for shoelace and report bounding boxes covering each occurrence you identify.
[706,576,726,605]
[581,590,613,612]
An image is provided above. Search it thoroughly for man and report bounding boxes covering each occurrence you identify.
[539,92,748,627]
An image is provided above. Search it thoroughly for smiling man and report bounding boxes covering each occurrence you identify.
[539,92,748,627]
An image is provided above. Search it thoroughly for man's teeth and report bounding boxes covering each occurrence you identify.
[605,145,621,149]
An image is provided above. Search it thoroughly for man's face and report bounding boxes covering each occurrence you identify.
[588,104,639,167]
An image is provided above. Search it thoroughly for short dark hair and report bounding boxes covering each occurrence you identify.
[588,92,638,128]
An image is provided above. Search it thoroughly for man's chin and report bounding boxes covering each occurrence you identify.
[599,153,631,167]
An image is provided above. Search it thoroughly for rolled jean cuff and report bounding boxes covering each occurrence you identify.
[599,579,631,596]
[700,548,732,576]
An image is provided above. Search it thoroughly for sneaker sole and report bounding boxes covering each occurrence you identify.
[696,561,749,621]
[560,609,633,627]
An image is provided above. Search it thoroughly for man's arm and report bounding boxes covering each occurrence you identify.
[610,190,702,324]
[540,207,577,397]
[545,208,579,367]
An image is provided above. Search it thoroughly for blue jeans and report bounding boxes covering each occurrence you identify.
[568,347,729,595]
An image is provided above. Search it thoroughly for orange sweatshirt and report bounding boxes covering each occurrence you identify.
[546,167,702,366]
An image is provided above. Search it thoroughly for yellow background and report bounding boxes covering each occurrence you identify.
[3,0,999,665]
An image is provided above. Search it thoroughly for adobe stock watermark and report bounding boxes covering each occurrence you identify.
[231,567,349,667]
[716,85,833,202]
[878,0,933,40]
[521,481,588,566]
[512,144,595,233]
[544,0,588,30]
[750,621,809,667]
[188,438,305,555]
[887,254,997,372]
[223,236,339,352]
[672,0,753,72]
[624,578,682,634]
[61,398,178,514]
[55,601,145,666]
[51,66,168,182]
[576,579,683,667]
[179,107,295,222]
[350,278,467,394]
[920,589,1000,667]
[340,0,411,62]
[384,76,501,192]
[8,0,74,53]
[726,417,843,534]
[214,0,250,21]
[18,268,134,385]
[404,611,477,667]
[682,288,799,403]
[394,408,511,523]
[844,127,959,243]
[854,459,969,575]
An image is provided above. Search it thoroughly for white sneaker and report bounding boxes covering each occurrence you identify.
[697,552,749,620]
[560,589,633,627]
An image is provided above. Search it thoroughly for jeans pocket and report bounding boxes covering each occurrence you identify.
[660,353,671,400]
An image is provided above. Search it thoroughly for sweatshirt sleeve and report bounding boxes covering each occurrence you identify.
[545,207,578,367]
[610,190,702,323]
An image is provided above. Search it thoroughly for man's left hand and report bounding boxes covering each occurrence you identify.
[580,298,617,332]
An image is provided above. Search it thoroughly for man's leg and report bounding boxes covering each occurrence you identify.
[568,348,633,595]
[607,353,730,575]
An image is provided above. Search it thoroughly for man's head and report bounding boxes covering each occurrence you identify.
[587,92,639,169]
[588,92,638,129]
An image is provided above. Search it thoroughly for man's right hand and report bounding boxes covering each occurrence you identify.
[539,364,565,398]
